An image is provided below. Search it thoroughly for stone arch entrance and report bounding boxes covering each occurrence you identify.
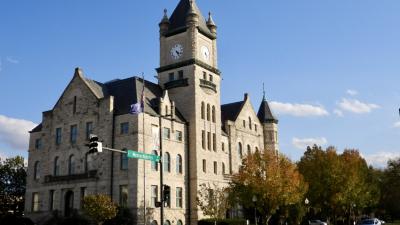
[64,190,74,217]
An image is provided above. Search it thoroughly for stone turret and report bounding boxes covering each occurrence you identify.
[257,95,279,152]
[159,9,170,36]
[207,12,217,34]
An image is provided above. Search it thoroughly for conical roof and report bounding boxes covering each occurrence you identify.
[257,97,278,124]
[166,0,215,39]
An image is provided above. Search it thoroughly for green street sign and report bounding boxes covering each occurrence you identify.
[127,150,160,162]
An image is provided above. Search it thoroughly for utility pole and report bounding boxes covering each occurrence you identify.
[159,115,164,225]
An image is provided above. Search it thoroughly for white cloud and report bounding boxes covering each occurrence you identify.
[270,101,329,117]
[292,137,328,150]
[338,98,380,114]
[333,109,344,117]
[346,89,358,96]
[0,115,37,150]
[363,151,400,168]
[394,121,400,128]
[6,57,19,64]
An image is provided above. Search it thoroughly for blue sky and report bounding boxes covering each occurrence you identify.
[0,0,399,167]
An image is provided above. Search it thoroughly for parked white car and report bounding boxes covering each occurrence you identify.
[360,219,381,225]
[309,220,328,225]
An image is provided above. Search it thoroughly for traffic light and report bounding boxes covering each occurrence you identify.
[163,185,171,203]
[88,134,103,154]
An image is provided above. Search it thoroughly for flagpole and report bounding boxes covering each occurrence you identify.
[142,73,147,225]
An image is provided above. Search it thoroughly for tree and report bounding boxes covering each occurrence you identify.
[230,150,308,225]
[197,183,230,225]
[380,158,400,220]
[82,194,117,225]
[0,156,26,216]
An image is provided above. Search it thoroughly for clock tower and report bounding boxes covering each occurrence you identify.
[156,0,222,222]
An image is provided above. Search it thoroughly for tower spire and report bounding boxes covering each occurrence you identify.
[262,82,266,100]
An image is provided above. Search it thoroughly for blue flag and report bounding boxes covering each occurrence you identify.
[130,102,143,114]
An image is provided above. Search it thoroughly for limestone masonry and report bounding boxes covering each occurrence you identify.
[25,1,279,225]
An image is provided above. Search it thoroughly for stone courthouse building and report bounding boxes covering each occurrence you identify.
[25,0,279,224]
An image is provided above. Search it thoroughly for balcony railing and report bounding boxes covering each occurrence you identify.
[44,170,98,184]
[164,78,189,90]
[200,79,217,92]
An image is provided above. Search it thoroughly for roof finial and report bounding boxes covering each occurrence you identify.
[262,82,266,100]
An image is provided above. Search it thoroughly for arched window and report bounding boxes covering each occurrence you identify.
[54,157,60,176]
[176,154,183,174]
[207,104,210,121]
[151,221,158,225]
[68,155,75,175]
[34,161,40,180]
[212,106,216,123]
[255,147,259,153]
[249,117,252,130]
[164,152,171,172]
[177,220,183,225]
[247,145,251,155]
[238,142,243,159]
[152,150,158,171]
[201,102,205,119]
[222,163,226,175]
[164,220,171,225]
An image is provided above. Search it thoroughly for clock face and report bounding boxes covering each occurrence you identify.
[170,44,184,60]
[201,46,210,61]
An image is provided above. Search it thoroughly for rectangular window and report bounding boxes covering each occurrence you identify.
[169,72,174,81]
[80,187,86,209]
[120,122,129,134]
[121,152,128,170]
[203,71,207,80]
[214,161,218,174]
[207,132,211,150]
[32,192,39,212]
[70,125,77,143]
[55,128,62,145]
[202,130,206,149]
[151,185,158,208]
[35,138,42,150]
[202,159,206,173]
[275,131,278,142]
[163,127,170,139]
[176,187,183,208]
[176,130,183,142]
[213,133,216,152]
[86,122,93,140]
[178,70,184,79]
[243,120,246,128]
[255,124,257,132]
[120,185,128,207]
[49,190,55,211]
[222,142,225,152]
[209,74,213,82]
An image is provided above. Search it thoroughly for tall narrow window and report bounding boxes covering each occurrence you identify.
[32,193,39,212]
[151,185,158,207]
[249,117,252,130]
[80,187,87,209]
[202,159,206,173]
[213,161,217,174]
[73,96,77,114]
[222,163,226,175]
[35,138,42,150]
[86,122,93,140]
[177,220,183,225]
[55,128,62,145]
[176,187,183,208]
[201,102,205,119]
[54,157,60,176]
[176,154,183,174]
[121,151,128,170]
[255,124,258,132]
[169,72,174,81]
[207,104,210,121]
[212,106,216,123]
[151,150,158,171]
[68,155,75,175]
[49,190,55,211]
[242,120,246,128]
[178,70,184,79]
[163,127,170,139]
[213,133,216,152]
[222,142,225,152]
[207,132,211,150]
[164,152,171,172]
[247,145,251,155]
[34,161,40,180]
[202,130,206,149]
[70,125,77,144]
[120,185,128,207]
[209,74,213,82]
[120,122,129,134]
[238,142,243,159]
[203,71,207,80]
[176,130,183,142]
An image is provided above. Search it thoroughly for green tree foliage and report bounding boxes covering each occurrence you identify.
[380,158,400,220]
[197,183,230,224]
[83,195,117,225]
[298,145,379,223]
[230,150,308,225]
[0,156,26,216]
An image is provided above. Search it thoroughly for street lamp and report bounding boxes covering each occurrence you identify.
[252,195,257,225]
[305,198,310,225]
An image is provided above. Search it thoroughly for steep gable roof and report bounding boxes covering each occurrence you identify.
[221,101,245,123]
[166,0,215,39]
[257,98,278,124]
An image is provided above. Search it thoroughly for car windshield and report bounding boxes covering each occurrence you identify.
[363,220,375,224]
